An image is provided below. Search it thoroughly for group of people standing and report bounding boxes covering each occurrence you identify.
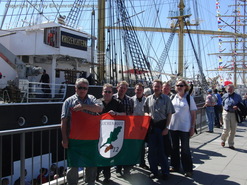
[60,78,198,185]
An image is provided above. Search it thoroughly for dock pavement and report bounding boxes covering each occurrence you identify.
[81,120,247,185]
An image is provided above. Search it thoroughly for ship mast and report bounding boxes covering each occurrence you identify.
[103,0,247,85]
[97,0,106,84]
[208,0,247,87]
[233,0,238,87]
[177,0,187,76]
[243,0,246,86]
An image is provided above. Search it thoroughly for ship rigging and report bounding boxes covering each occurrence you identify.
[0,0,247,92]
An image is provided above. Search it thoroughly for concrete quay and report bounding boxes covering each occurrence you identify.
[85,120,247,185]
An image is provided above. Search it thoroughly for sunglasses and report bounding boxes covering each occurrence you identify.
[104,90,112,94]
[176,85,185,87]
[77,86,88,90]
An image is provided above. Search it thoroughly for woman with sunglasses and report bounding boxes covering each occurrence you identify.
[168,79,197,178]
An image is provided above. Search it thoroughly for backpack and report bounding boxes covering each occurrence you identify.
[236,102,247,123]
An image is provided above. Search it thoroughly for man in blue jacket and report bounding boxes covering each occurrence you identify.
[221,84,242,150]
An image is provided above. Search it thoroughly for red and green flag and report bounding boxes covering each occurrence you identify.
[67,111,150,167]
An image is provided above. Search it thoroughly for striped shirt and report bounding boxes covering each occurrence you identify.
[113,93,134,115]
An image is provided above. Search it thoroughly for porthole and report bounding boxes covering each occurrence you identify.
[18,117,26,126]
[41,115,48,124]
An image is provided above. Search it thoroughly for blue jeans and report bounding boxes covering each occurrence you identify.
[148,127,169,175]
[170,130,193,173]
[206,107,215,132]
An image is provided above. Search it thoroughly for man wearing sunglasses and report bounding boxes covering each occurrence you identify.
[96,83,125,183]
[61,78,103,185]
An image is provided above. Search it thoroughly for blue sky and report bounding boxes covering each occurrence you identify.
[0,0,245,85]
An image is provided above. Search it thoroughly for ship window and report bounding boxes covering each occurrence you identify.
[44,27,59,48]
[42,115,48,124]
[18,117,26,126]
[22,56,29,63]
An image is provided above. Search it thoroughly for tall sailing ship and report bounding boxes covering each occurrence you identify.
[0,0,246,128]
[1,0,246,96]
[1,0,247,182]
[208,0,247,96]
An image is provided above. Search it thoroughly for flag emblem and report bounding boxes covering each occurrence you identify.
[98,119,125,158]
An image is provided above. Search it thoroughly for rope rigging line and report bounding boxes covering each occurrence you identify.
[115,0,154,85]
[184,17,208,91]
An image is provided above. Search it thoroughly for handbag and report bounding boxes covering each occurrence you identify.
[235,109,244,123]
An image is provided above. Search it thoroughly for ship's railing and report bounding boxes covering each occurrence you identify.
[0,125,71,185]
[2,90,10,103]
[196,106,207,134]
[0,108,206,185]
[20,82,68,103]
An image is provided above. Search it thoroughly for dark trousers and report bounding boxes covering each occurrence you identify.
[163,132,172,157]
[116,165,131,174]
[170,130,193,173]
[148,127,169,175]
[140,142,146,166]
[97,167,111,180]
[214,105,223,127]
[41,84,50,98]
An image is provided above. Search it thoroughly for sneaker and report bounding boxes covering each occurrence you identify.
[184,171,193,178]
[149,173,158,179]
[229,146,235,150]
[169,167,179,172]
[116,171,123,178]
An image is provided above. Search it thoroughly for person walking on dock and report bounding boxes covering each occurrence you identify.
[213,89,223,128]
[221,84,242,150]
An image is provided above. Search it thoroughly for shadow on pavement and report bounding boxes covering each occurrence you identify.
[193,171,239,185]
[192,148,226,165]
